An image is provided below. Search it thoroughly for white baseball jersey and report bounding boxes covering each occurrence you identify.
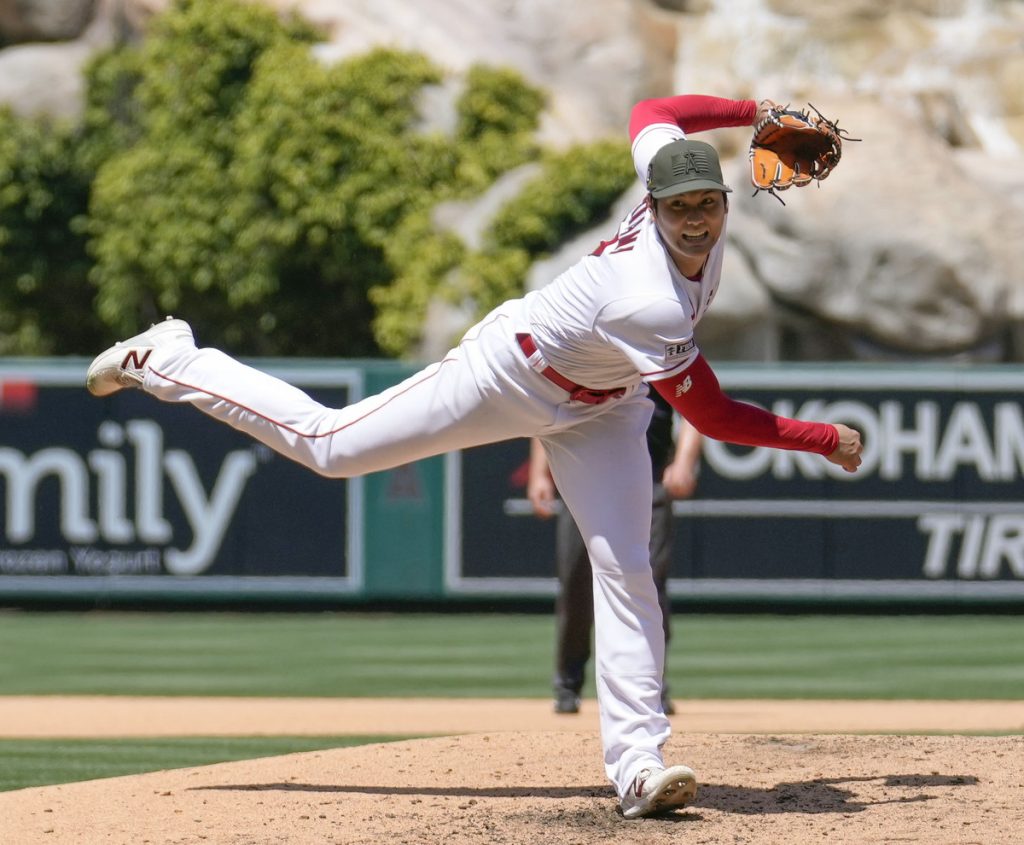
[523,200,725,390]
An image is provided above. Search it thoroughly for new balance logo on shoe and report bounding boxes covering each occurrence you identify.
[121,349,152,371]
[632,771,649,797]
[86,317,195,398]
[619,765,697,819]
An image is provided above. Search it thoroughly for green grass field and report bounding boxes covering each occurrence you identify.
[3,610,1023,699]
[0,736,408,793]
[1,610,1022,792]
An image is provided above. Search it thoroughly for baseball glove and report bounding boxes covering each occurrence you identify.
[749,101,855,202]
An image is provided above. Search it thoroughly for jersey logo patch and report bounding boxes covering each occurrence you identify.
[664,339,695,362]
[675,376,693,397]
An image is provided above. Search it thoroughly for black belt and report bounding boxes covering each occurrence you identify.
[516,333,626,405]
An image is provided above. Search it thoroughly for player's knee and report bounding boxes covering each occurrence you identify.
[315,460,353,480]
[586,537,651,576]
[295,450,352,479]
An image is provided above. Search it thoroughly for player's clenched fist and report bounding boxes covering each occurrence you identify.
[827,424,863,473]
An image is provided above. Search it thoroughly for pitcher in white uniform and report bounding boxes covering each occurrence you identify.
[87,93,862,819]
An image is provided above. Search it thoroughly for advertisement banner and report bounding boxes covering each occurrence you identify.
[451,366,1024,602]
[5,361,1023,604]
[0,362,364,599]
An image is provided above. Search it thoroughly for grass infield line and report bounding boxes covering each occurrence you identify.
[0,735,417,793]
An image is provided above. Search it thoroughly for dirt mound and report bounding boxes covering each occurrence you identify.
[3,731,1022,844]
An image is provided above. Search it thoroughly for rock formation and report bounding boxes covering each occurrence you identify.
[2,0,1022,361]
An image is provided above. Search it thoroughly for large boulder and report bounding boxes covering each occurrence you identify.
[0,0,120,120]
[726,97,1023,360]
[0,0,95,43]
[0,40,92,120]
[292,0,662,145]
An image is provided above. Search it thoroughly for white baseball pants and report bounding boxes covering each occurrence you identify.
[141,301,672,796]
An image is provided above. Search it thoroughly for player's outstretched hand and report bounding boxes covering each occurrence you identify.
[827,424,863,473]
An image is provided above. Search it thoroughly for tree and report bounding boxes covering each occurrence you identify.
[85,0,548,356]
[0,109,100,354]
[0,0,633,359]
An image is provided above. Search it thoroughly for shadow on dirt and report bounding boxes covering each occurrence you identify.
[194,772,978,815]
[694,773,979,815]
[194,783,614,799]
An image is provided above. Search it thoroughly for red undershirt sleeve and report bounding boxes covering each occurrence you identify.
[629,95,757,141]
[651,354,838,456]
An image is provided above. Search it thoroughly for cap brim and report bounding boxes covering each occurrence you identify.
[651,179,732,198]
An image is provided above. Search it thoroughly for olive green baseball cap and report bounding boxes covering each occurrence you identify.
[646,139,731,197]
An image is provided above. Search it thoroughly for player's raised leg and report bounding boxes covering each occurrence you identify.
[87,313,557,478]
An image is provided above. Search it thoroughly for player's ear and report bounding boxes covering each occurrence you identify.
[646,193,656,214]
[722,193,729,212]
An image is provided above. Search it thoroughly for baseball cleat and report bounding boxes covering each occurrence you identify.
[86,316,194,397]
[619,764,697,819]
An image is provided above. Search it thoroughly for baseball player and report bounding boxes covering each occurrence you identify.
[87,93,863,818]
[527,399,702,716]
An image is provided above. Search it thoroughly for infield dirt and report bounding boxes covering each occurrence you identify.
[1,697,1022,844]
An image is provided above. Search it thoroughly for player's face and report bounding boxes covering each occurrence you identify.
[651,190,727,276]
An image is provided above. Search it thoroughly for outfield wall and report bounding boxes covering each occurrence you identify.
[1,358,1022,606]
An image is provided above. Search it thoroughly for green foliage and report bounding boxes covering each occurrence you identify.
[364,63,546,354]
[0,0,633,358]
[88,142,254,333]
[77,47,146,174]
[134,0,317,147]
[84,0,550,356]
[85,0,340,352]
[0,109,101,354]
[85,14,449,351]
[453,65,546,191]
[370,211,467,356]
[457,65,546,140]
[460,247,533,316]
[489,139,635,253]
[461,138,635,316]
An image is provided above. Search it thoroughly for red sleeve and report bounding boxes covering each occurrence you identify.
[651,355,838,456]
[629,95,757,142]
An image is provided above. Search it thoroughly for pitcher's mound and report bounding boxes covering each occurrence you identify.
[2,731,1022,844]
